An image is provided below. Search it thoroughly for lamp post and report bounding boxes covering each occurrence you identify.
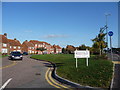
[105,13,111,52]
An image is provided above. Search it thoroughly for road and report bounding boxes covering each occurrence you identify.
[1,56,69,89]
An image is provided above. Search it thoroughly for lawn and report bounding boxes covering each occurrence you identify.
[31,54,113,88]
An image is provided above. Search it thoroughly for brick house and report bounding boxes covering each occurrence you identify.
[8,38,22,53]
[42,42,54,54]
[29,40,42,54]
[0,33,9,55]
[29,40,55,54]
[53,45,62,54]
[22,40,35,54]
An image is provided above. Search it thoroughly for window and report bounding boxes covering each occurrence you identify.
[35,44,37,47]
[29,50,32,53]
[10,46,12,48]
[18,46,20,49]
[13,46,16,49]
[2,49,7,53]
[3,43,7,47]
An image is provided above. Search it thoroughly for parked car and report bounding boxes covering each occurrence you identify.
[8,51,23,60]
[23,52,28,55]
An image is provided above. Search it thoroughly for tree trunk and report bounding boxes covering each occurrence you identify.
[100,49,101,56]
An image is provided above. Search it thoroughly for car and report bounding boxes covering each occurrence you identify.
[8,51,23,60]
[23,52,28,55]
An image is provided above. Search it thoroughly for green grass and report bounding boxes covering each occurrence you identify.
[0,54,8,58]
[31,54,113,88]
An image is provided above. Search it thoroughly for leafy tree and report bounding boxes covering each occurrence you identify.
[92,28,107,55]
[36,47,46,54]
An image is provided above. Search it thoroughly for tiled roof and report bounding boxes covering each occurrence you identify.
[53,45,62,49]
[29,40,41,44]
[8,39,21,46]
[0,35,8,43]
[30,40,51,45]
[22,40,34,47]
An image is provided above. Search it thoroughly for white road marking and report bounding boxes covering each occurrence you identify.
[0,78,12,90]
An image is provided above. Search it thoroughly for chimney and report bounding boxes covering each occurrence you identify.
[14,38,17,40]
[4,33,7,37]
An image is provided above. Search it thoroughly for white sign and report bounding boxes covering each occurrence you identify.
[74,49,90,67]
[74,50,90,58]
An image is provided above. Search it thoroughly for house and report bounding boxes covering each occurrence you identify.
[8,38,22,53]
[29,40,43,54]
[42,42,54,54]
[22,40,35,54]
[53,45,62,54]
[0,33,8,55]
[29,40,55,54]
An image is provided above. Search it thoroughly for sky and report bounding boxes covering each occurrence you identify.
[2,2,118,48]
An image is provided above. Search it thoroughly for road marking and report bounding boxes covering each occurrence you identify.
[112,61,120,64]
[0,61,17,69]
[0,78,12,90]
[48,70,68,88]
[45,68,60,88]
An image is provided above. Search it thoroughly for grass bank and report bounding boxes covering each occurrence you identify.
[31,54,113,88]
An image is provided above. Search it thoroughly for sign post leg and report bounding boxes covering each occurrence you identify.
[76,58,78,68]
[86,58,88,66]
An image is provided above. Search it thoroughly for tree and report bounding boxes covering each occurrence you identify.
[36,47,46,54]
[92,28,107,55]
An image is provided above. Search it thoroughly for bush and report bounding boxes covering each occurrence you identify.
[93,54,108,60]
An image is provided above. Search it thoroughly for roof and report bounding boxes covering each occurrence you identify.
[29,40,51,45]
[0,34,8,43]
[29,40,42,45]
[8,39,21,46]
[53,45,62,49]
[22,40,34,47]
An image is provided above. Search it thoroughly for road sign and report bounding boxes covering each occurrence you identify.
[108,31,113,36]
[74,49,90,68]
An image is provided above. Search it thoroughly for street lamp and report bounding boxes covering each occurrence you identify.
[105,13,111,52]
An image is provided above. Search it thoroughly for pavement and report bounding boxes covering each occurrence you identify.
[110,53,120,89]
[1,55,64,89]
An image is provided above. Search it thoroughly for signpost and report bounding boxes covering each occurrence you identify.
[108,31,113,60]
[74,49,90,68]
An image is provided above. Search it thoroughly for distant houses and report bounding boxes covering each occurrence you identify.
[0,33,62,55]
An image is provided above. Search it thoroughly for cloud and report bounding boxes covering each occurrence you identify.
[43,34,69,38]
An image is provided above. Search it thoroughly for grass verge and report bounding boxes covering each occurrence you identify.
[0,54,8,58]
[31,54,113,88]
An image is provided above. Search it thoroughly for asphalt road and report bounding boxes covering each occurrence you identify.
[1,56,55,88]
